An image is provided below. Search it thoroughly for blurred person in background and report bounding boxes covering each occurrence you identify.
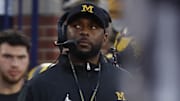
[0,29,31,101]
[102,24,142,73]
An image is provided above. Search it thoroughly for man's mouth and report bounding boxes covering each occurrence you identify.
[78,39,90,47]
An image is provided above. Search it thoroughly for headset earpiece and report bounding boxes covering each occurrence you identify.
[57,12,69,44]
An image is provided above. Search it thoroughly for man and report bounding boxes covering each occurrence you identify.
[18,2,133,101]
[0,29,31,101]
[102,25,141,73]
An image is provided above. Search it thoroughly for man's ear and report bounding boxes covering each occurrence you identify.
[103,32,108,42]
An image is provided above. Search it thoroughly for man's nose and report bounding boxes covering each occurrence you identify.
[11,58,19,67]
[79,27,89,36]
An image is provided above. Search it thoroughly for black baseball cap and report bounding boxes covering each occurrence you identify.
[66,2,111,28]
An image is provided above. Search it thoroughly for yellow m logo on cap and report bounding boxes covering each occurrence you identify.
[81,5,94,13]
[115,91,127,100]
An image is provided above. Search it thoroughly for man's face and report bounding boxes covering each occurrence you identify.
[0,43,29,84]
[67,17,107,59]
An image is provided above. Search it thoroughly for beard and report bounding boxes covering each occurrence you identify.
[1,71,26,84]
[69,42,102,60]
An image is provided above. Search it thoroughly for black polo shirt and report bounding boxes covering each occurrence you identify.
[0,92,20,101]
[18,55,133,101]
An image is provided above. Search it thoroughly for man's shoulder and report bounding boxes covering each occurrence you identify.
[103,62,132,75]
[27,63,63,86]
[27,55,70,87]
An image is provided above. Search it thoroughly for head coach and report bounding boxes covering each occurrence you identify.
[18,1,135,101]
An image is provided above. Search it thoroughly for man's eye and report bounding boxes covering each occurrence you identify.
[91,26,97,30]
[18,56,26,60]
[75,25,81,29]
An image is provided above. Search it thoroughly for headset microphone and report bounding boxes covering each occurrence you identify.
[54,40,77,48]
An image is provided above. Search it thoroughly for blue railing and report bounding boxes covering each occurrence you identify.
[4,0,9,29]
[18,0,23,30]
[30,0,39,68]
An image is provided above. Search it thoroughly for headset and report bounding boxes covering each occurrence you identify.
[57,12,69,44]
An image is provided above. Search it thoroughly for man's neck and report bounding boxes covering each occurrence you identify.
[0,79,24,94]
[69,53,100,65]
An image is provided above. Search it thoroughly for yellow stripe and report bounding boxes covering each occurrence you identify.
[106,53,113,59]
[39,66,49,73]
[27,67,37,80]
[114,37,132,52]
